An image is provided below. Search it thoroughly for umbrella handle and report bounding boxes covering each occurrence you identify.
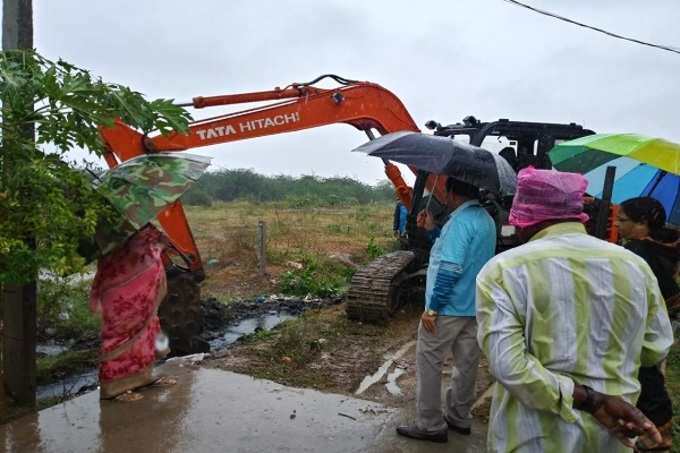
[164,241,193,272]
[424,174,440,213]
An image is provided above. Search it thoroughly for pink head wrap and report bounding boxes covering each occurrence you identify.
[509,166,589,228]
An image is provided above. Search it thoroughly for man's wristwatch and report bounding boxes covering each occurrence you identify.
[425,309,438,317]
[573,385,605,414]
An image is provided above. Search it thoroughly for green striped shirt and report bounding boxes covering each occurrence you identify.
[476,222,674,453]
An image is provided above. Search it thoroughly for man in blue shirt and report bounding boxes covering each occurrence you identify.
[393,201,408,237]
[397,177,496,443]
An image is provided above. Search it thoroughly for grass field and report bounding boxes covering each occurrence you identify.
[184,201,398,300]
[667,342,680,452]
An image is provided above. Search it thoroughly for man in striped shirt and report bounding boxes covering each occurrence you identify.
[476,167,673,452]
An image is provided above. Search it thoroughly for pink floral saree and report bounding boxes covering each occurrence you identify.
[90,225,167,399]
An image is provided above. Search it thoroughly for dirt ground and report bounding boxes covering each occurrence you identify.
[184,202,396,301]
[206,302,493,415]
[187,202,493,415]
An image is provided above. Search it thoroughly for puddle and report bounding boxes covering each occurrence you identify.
[385,367,407,396]
[355,340,415,395]
[355,355,394,395]
[208,310,297,350]
[4,363,398,453]
[36,343,69,357]
[37,369,98,401]
[35,297,336,403]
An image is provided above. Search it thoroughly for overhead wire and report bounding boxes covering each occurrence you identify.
[502,0,680,56]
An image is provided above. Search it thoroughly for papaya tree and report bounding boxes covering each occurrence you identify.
[0,50,192,283]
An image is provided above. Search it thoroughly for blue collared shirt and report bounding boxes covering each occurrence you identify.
[425,200,496,317]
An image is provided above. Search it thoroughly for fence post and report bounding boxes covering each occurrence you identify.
[257,221,267,276]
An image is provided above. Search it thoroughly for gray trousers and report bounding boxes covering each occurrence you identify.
[415,316,481,432]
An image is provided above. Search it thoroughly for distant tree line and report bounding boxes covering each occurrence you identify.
[181,169,396,206]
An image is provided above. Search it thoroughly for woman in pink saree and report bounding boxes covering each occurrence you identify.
[90,225,169,399]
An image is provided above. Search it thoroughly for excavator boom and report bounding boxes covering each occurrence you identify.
[100,77,442,278]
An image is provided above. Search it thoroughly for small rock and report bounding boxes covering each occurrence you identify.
[328,253,359,269]
[166,352,210,365]
[206,258,220,268]
[394,359,409,369]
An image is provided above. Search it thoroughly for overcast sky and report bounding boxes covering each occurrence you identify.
[22,1,680,184]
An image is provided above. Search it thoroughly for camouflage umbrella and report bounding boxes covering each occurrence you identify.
[94,153,211,254]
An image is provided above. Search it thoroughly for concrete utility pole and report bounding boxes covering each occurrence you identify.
[2,0,37,407]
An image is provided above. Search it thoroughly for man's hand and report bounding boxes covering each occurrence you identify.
[593,396,661,448]
[574,385,661,448]
[417,210,435,231]
[421,311,437,335]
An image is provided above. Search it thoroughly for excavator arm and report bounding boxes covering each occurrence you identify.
[100,76,443,278]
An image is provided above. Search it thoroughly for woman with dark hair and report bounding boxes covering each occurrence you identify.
[617,196,678,452]
[618,197,679,312]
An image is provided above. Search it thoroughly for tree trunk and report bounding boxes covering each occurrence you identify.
[2,0,36,408]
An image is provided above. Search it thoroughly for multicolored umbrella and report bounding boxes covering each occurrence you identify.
[94,152,211,254]
[549,134,680,225]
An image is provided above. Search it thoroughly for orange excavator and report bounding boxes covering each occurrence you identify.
[100,75,443,351]
[100,75,595,352]
[100,75,443,274]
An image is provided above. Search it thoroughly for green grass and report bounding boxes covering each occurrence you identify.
[666,343,680,452]
[37,277,99,341]
[35,277,100,396]
[185,201,397,299]
[36,349,98,386]
[278,252,354,297]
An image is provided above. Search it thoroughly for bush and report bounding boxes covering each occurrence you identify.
[285,195,323,209]
[279,254,351,298]
[37,276,100,340]
[366,237,385,260]
[269,320,322,368]
[195,169,396,206]
[182,187,213,206]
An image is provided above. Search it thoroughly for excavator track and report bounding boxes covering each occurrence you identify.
[345,250,416,322]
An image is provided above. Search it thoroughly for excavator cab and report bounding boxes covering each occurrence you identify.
[426,116,595,168]
[346,117,597,322]
[420,116,596,252]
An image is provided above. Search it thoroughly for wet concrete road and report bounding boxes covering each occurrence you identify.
[0,361,486,452]
[372,413,487,452]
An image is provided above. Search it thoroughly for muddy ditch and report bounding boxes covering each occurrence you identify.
[201,295,342,350]
[36,295,341,402]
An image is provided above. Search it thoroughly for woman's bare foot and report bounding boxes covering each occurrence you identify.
[100,368,154,399]
[152,376,177,387]
[114,391,144,402]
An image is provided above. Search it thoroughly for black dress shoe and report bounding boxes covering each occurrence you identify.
[443,415,471,435]
[396,425,448,443]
